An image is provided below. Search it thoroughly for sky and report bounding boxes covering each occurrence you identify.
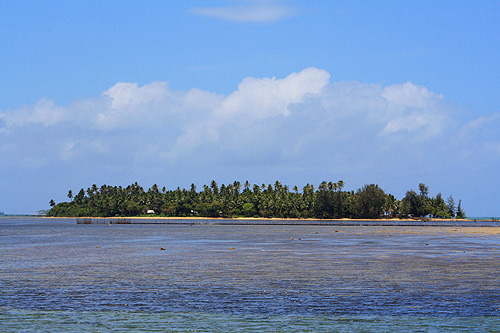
[0,0,498,216]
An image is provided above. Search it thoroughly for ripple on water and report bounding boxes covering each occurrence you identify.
[0,309,499,332]
[1,219,499,331]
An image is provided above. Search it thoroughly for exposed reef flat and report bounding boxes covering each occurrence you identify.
[72,217,500,227]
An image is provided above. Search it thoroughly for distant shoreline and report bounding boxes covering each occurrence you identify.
[3,214,499,229]
[67,216,499,228]
[43,216,496,222]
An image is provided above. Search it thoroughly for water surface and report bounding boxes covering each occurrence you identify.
[1,217,499,331]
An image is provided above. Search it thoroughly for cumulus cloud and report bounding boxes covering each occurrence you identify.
[190,1,298,23]
[3,67,499,215]
[1,67,495,179]
[165,67,330,159]
[1,98,67,130]
[96,81,183,130]
[381,82,452,139]
[221,67,329,119]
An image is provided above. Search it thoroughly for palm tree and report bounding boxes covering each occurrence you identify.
[337,180,344,192]
[319,181,328,191]
[233,181,241,195]
[210,180,219,195]
[274,181,282,193]
[327,182,334,191]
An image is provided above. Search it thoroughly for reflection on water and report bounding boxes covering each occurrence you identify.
[0,218,499,331]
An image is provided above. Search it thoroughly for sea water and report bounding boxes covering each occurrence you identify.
[1,217,499,332]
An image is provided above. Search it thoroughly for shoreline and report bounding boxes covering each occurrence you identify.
[45,216,491,222]
[66,216,500,228]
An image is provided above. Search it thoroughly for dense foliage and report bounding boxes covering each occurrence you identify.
[47,181,465,219]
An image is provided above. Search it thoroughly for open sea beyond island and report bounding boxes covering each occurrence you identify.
[0,217,499,332]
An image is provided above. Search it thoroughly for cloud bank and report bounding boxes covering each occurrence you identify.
[1,67,498,214]
[1,67,496,167]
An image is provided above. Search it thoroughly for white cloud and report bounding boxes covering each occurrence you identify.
[190,1,298,23]
[0,67,493,172]
[383,112,441,136]
[165,67,330,159]
[381,82,451,138]
[381,81,444,109]
[458,112,500,158]
[320,81,388,119]
[96,81,181,130]
[1,98,67,130]
[460,112,500,135]
[3,68,499,215]
[220,67,330,119]
[103,81,168,110]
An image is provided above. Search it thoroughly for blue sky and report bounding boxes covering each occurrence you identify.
[1,0,498,216]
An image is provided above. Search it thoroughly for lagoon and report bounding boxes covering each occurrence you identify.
[0,217,499,331]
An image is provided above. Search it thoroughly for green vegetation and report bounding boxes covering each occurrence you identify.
[47,181,465,219]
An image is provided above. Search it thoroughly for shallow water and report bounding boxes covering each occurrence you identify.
[1,217,499,331]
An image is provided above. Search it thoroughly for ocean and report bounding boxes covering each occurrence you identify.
[1,217,499,332]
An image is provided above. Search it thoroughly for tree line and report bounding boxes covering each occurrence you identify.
[47,181,465,219]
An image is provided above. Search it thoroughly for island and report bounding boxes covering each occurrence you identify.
[47,181,465,220]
